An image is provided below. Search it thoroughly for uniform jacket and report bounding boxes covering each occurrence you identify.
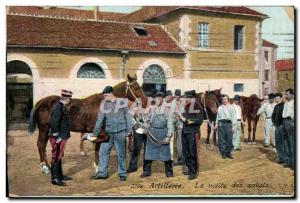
[49,101,71,139]
[182,101,204,134]
[272,102,284,127]
[93,99,132,135]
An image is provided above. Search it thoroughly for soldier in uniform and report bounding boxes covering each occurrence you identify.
[173,89,185,165]
[232,95,246,150]
[214,94,236,159]
[140,91,175,178]
[271,93,288,165]
[282,88,294,170]
[49,89,73,186]
[127,101,147,173]
[175,90,204,180]
[257,93,276,147]
[88,86,132,181]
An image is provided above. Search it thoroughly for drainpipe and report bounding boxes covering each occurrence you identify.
[120,50,129,79]
[94,6,99,20]
[258,22,263,98]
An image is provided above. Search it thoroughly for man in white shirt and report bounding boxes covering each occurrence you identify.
[282,88,294,170]
[232,95,246,150]
[256,93,276,147]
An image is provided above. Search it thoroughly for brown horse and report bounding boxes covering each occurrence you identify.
[196,88,222,145]
[239,94,263,144]
[28,74,147,174]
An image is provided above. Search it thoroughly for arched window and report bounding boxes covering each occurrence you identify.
[143,64,166,84]
[77,63,105,79]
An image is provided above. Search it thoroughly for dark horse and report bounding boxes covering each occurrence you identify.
[196,89,222,145]
[239,94,263,144]
[28,74,147,174]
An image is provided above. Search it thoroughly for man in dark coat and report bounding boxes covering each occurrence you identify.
[271,93,288,164]
[175,90,204,180]
[49,89,73,186]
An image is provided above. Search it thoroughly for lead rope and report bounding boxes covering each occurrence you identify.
[202,92,214,129]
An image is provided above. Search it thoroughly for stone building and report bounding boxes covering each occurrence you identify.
[6,6,269,124]
[275,59,294,92]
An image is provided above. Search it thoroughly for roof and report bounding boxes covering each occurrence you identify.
[275,59,294,71]
[262,39,278,48]
[119,6,268,22]
[7,6,126,21]
[7,14,185,54]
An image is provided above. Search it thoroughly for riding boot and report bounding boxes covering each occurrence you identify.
[51,162,66,186]
[58,160,72,180]
[164,160,174,177]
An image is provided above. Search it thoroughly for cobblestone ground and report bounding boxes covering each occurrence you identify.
[7,120,294,197]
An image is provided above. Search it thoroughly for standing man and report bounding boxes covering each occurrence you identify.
[127,102,147,173]
[256,93,276,147]
[282,88,294,170]
[164,90,175,161]
[232,95,246,150]
[88,86,132,181]
[175,90,204,180]
[49,89,73,186]
[271,93,288,165]
[214,94,236,159]
[173,89,185,165]
[141,91,175,178]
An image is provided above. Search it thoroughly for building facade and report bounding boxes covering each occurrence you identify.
[275,59,294,92]
[261,39,278,96]
[120,6,268,96]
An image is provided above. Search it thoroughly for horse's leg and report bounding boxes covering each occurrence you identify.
[252,118,259,144]
[206,122,211,145]
[79,133,87,156]
[247,119,252,144]
[37,127,50,174]
[94,142,101,174]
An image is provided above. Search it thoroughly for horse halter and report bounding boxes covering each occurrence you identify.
[125,80,139,100]
[201,91,219,128]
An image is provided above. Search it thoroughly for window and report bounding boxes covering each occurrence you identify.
[264,51,269,62]
[234,25,244,50]
[133,26,148,36]
[77,63,105,79]
[264,70,270,81]
[234,83,244,92]
[143,64,166,84]
[198,23,209,48]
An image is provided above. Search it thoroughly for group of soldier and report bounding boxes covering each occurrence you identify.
[47,87,294,187]
[256,88,295,171]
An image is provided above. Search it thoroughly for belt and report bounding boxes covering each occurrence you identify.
[219,119,231,123]
[237,119,241,121]
[283,117,292,120]
[265,117,271,119]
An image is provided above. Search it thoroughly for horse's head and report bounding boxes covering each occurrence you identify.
[113,74,147,108]
[204,88,222,114]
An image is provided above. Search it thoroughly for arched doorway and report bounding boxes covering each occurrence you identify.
[142,64,166,96]
[7,60,33,127]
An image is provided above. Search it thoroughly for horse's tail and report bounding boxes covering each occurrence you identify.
[28,108,37,136]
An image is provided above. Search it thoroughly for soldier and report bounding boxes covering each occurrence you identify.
[271,93,288,165]
[282,88,294,170]
[257,93,276,147]
[173,89,185,165]
[214,94,236,159]
[88,86,132,181]
[127,101,147,173]
[49,89,73,186]
[175,90,204,180]
[140,91,175,178]
[232,95,246,150]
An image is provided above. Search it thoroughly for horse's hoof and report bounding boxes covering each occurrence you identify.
[80,151,87,156]
[41,165,50,175]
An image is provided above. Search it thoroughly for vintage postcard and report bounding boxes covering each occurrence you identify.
[6,6,295,198]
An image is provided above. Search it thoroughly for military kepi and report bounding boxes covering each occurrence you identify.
[166,90,173,96]
[155,91,165,97]
[103,86,113,94]
[61,89,73,98]
[184,90,196,98]
[175,89,181,96]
